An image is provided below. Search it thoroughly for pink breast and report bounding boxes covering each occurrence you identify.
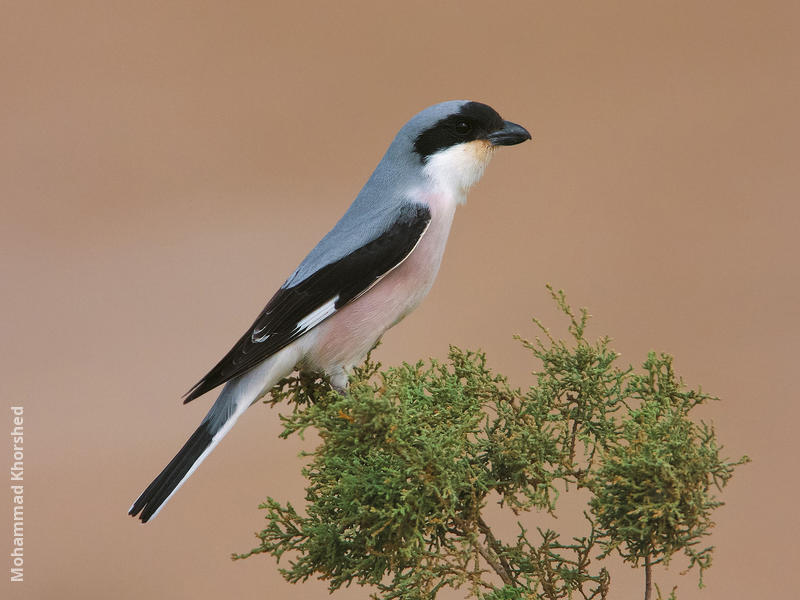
[304,193,457,373]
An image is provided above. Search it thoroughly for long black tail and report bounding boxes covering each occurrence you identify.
[129,348,292,522]
[128,422,214,523]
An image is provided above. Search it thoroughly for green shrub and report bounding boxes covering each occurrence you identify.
[234,288,748,600]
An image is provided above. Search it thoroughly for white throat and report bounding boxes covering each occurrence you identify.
[422,140,495,204]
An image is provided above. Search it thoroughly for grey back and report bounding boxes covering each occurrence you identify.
[284,100,468,288]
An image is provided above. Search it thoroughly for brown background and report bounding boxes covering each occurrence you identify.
[2,2,797,598]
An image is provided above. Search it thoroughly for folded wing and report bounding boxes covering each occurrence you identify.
[183,203,431,403]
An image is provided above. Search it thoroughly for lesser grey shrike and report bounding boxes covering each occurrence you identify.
[129,100,531,522]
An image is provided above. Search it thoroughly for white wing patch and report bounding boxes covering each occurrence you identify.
[293,296,340,336]
[251,320,272,343]
[250,297,340,343]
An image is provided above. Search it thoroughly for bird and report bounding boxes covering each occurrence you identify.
[129,100,531,523]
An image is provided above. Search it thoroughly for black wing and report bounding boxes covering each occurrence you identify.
[183,204,432,403]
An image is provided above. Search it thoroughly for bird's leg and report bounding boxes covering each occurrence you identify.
[328,366,350,395]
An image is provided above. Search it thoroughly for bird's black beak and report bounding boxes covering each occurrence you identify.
[487,120,532,147]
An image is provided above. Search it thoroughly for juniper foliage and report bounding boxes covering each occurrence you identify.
[233,288,748,600]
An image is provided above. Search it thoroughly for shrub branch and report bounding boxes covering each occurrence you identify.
[233,288,748,600]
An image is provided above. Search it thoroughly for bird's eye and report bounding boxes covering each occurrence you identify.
[454,120,472,135]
